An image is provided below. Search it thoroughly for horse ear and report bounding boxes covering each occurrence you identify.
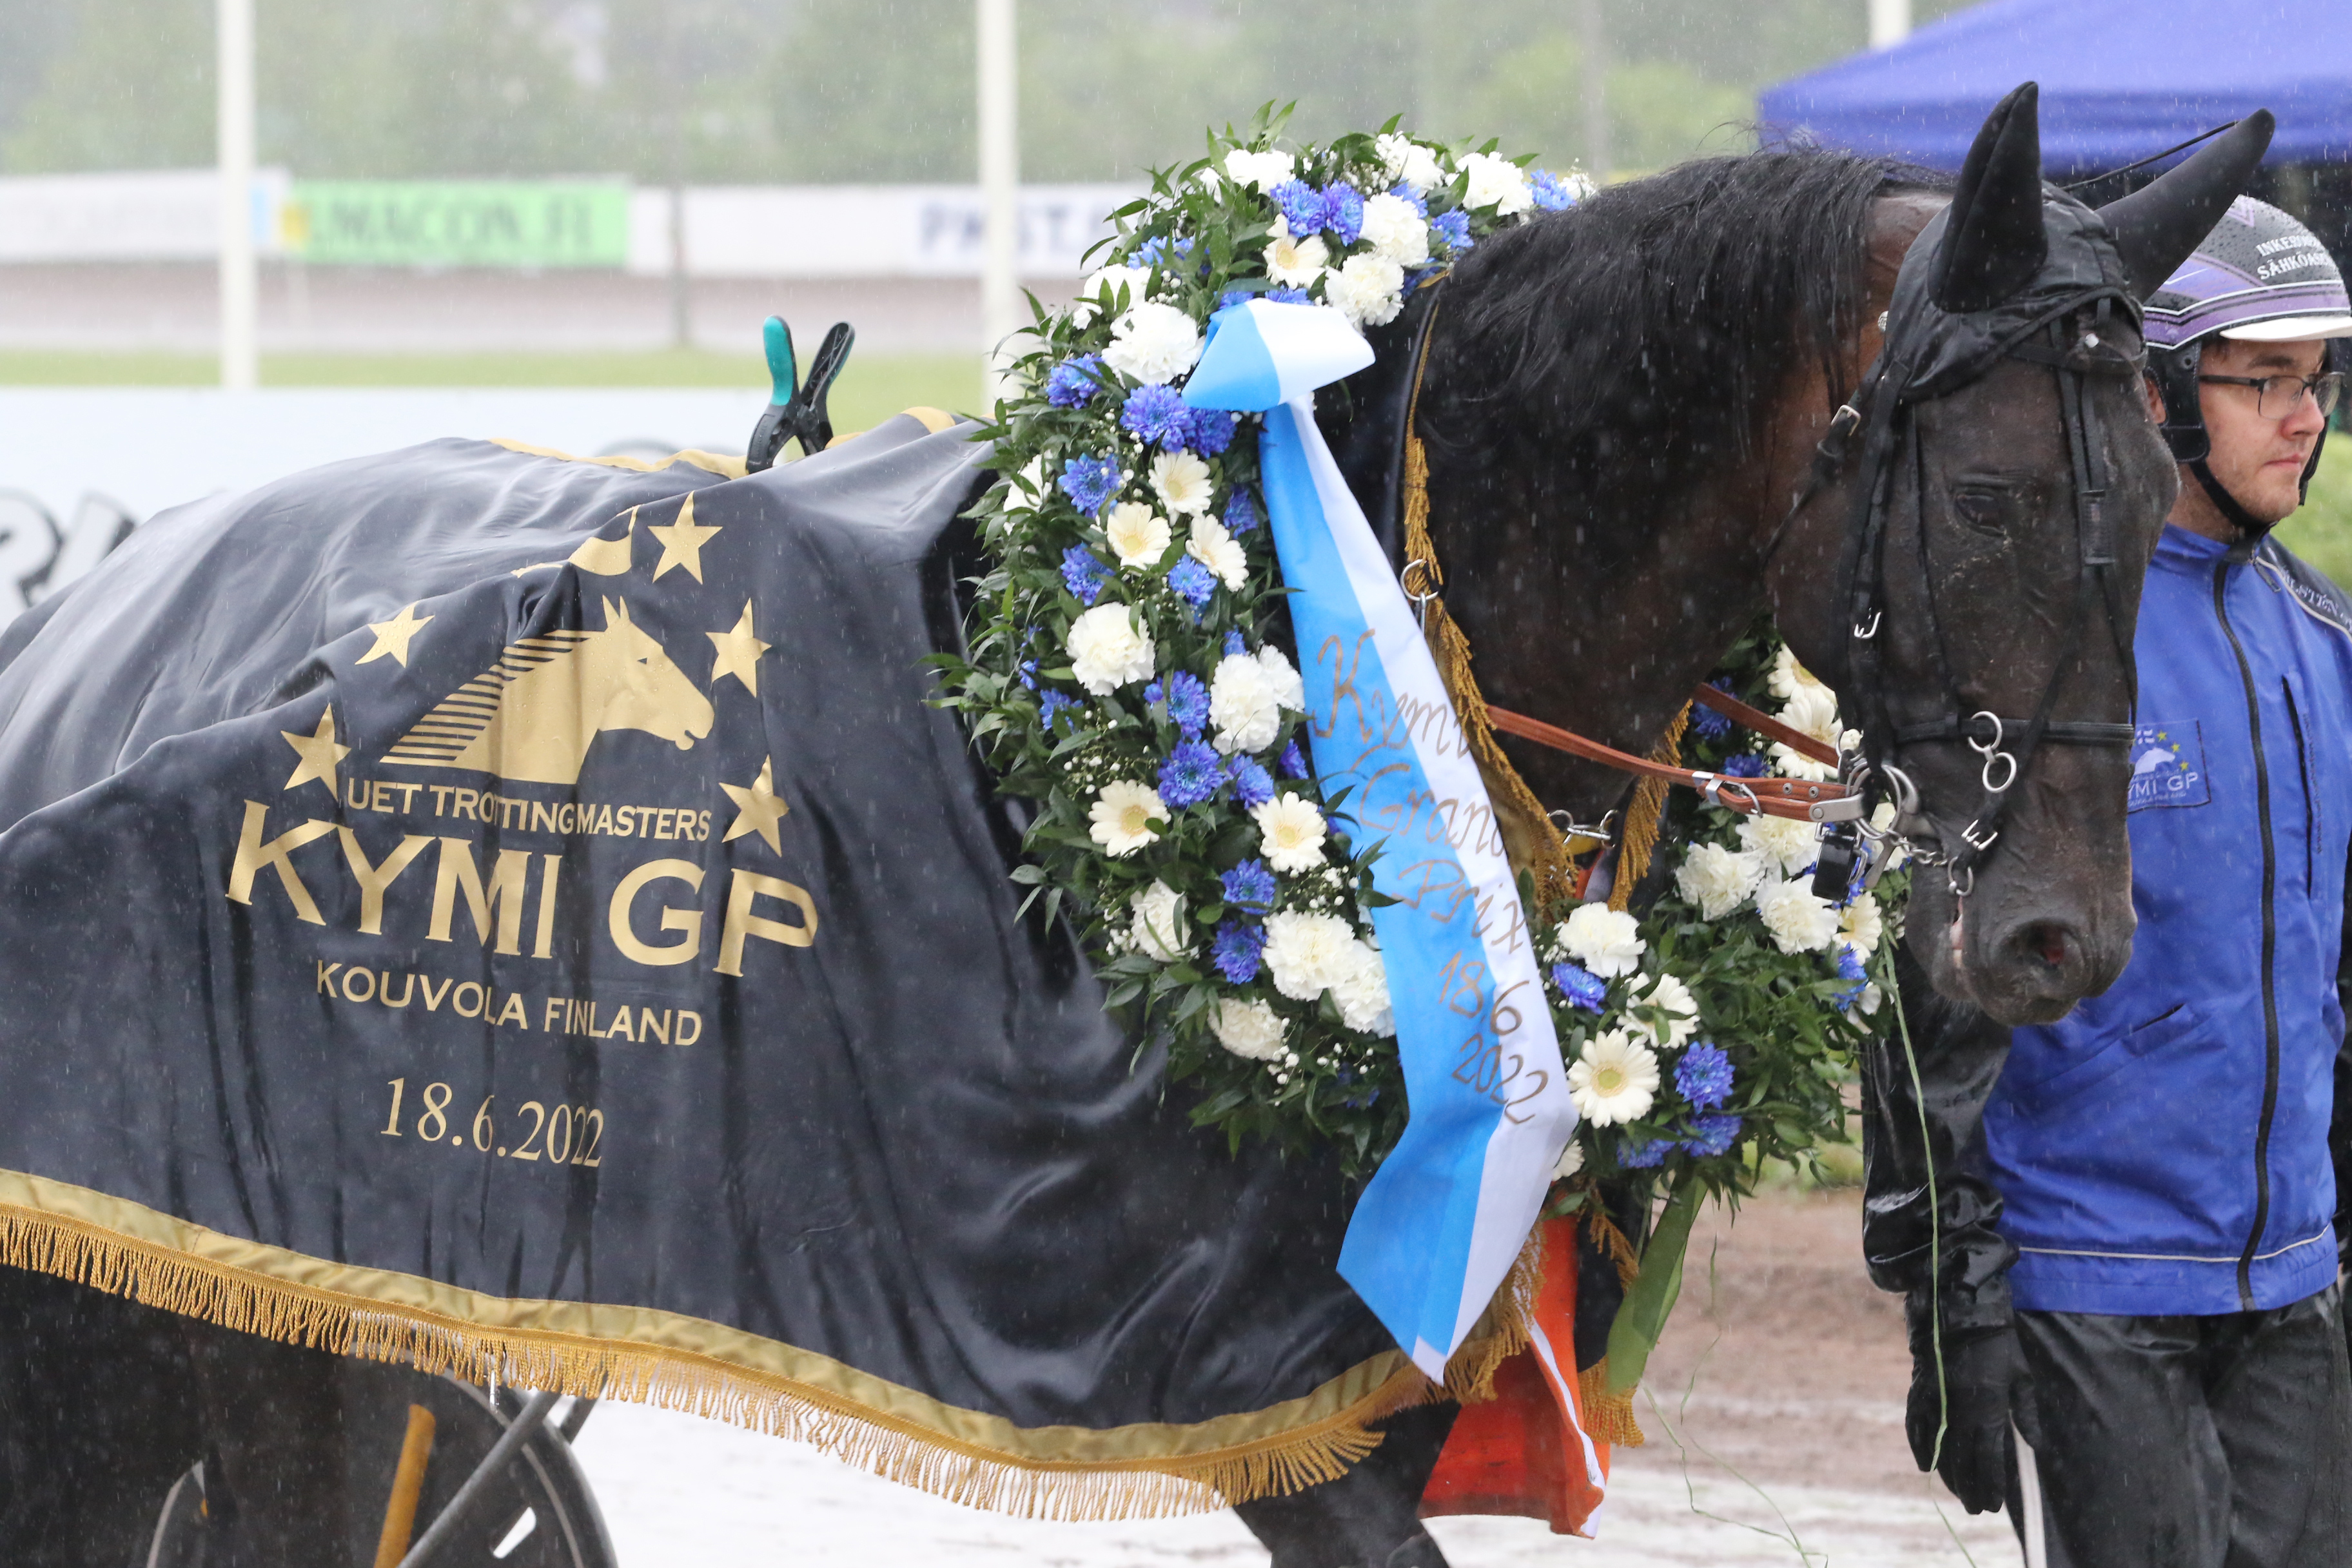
[1933,82,2049,314]
[2096,110,2275,300]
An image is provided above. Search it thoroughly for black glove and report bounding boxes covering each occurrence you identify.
[1904,1293,2039,1514]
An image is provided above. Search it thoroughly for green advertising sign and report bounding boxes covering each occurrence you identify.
[283,180,631,269]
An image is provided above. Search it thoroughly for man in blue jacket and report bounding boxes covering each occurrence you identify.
[1865,197,2352,1566]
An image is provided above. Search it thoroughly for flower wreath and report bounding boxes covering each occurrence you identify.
[936,108,1908,1191]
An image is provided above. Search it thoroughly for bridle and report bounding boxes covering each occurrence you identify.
[1466,193,2149,905]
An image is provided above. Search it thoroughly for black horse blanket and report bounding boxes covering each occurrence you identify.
[0,415,1423,1514]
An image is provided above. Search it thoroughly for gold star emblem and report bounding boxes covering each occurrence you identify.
[648,493,721,583]
[720,757,790,852]
[357,602,434,667]
[280,709,351,796]
[707,600,772,695]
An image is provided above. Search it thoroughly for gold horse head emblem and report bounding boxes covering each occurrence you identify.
[385,597,714,785]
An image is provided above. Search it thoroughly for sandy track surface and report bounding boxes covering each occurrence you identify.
[567,1188,2021,1566]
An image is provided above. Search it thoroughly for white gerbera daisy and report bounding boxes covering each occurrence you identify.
[1186,516,1250,591]
[1150,451,1214,518]
[1267,231,1329,289]
[1102,501,1171,570]
[1630,972,1700,1050]
[1567,1029,1660,1126]
[1253,792,1328,874]
[1552,1139,1586,1180]
[1839,891,1885,958]
[1088,780,1165,857]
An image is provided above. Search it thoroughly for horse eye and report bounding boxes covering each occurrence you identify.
[1952,487,2008,534]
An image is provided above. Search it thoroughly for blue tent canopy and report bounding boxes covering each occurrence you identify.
[1758,0,2352,173]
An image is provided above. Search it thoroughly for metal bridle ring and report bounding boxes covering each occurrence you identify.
[1965,710,2006,757]
[1981,749,2018,794]
[1700,776,1761,814]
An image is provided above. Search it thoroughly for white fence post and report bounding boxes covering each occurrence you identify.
[216,0,258,391]
[977,0,1019,408]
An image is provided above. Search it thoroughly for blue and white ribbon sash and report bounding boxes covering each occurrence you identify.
[1186,300,1576,1377]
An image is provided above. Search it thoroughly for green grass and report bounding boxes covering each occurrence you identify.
[2271,436,2352,586]
[0,349,984,435]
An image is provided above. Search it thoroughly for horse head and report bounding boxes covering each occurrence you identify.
[1776,86,2272,1024]
[594,596,714,753]
[1415,81,2269,1028]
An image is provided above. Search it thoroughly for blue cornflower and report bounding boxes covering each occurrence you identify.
[1133,235,1193,268]
[1279,740,1310,778]
[1044,354,1104,409]
[1182,407,1238,456]
[1038,690,1078,728]
[1059,453,1121,515]
[1404,266,1445,293]
[1269,179,1329,237]
[1550,962,1608,1012]
[1218,288,1256,312]
[1017,658,1039,691]
[1228,754,1274,808]
[1225,489,1262,536]
[1167,556,1217,609]
[1320,181,1364,244]
[1675,1042,1734,1110]
[1222,858,1277,913]
[1121,384,1191,447]
[1681,1113,1742,1159]
[1723,751,1769,778]
[1620,1138,1671,1169]
[1158,740,1226,808]
[1211,918,1268,983]
[1265,286,1310,304]
[1690,679,1735,741]
[1387,182,1428,217]
[1164,670,1210,737]
[1061,545,1110,605]
[1431,210,1473,255]
[1529,170,1577,211]
[1223,630,1248,657]
[1834,945,1869,1010]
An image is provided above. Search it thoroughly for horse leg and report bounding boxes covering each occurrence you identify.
[1231,1402,1458,1568]
[182,1320,353,1564]
[0,1265,202,1567]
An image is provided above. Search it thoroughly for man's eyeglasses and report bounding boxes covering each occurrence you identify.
[2198,370,2345,420]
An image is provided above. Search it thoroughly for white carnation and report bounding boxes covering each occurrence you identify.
[1266,231,1329,289]
[1102,501,1171,569]
[1324,252,1406,328]
[1224,146,1297,192]
[1331,940,1396,1035]
[1102,302,1202,386]
[1255,643,1304,710]
[1358,192,1431,267]
[1629,972,1700,1050]
[1210,652,1281,755]
[1262,910,1356,1001]
[1067,603,1156,696]
[1211,997,1288,1061]
[1675,841,1766,919]
[1754,877,1839,954]
[1150,450,1214,518]
[1129,879,1189,961]
[1839,891,1885,958]
[1253,792,1328,874]
[1567,1028,1660,1126]
[1558,903,1646,978]
[1376,133,1444,194]
[1461,151,1533,215]
[1738,813,1819,879]
[1186,516,1250,591]
[1088,780,1165,856]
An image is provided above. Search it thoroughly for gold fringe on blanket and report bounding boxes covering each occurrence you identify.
[0,1188,1436,1520]
[1576,1360,1646,1447]
[1608,706,1690,914]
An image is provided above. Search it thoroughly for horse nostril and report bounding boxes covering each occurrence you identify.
[2020,922,2074,970]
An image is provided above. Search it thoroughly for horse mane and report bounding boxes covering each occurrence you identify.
[1419,149,1952,553]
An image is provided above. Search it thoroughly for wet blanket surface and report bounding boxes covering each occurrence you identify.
[0,418,1403,1502]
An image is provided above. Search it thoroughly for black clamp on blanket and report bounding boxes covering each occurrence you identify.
[747,316,855,472]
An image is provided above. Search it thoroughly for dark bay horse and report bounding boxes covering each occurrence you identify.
[0,88,2268,1568]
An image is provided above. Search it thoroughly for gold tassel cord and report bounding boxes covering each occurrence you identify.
[1438,1222,1545,1407]
[0,1201,1433,1520]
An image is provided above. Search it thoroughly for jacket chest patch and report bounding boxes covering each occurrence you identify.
[2129,720,2210,812]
